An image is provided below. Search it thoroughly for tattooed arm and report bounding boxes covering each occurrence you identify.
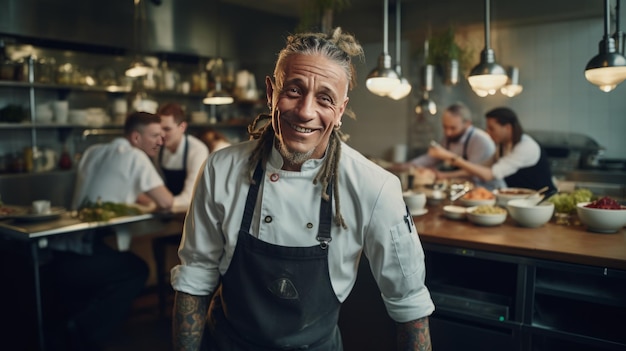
[396,316,432,351]
[172,291,210,351]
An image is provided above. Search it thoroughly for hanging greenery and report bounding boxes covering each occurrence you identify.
[427,26,472,74]
[296,0,351,33]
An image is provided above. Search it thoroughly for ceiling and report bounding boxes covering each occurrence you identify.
[222,0,604,33]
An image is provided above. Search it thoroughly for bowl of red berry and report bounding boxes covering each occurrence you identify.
[576,196,626,233]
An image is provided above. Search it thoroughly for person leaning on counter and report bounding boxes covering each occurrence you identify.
[45,111,174,350]
[155,102,209,210]
[391,102,502,189]
[170,27,434,351]
[429,107,557,193]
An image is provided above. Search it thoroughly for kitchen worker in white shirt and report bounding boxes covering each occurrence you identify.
[391,102,503,189]
[156,102,209,211]
[46,111,173,350]
[428,107,557,193]
[171,28,434,351]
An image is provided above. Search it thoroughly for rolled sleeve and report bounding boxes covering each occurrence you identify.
[171,264,221,296]
[383,285,434,322]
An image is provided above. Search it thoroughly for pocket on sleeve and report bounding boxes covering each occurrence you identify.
[390,221,419,277]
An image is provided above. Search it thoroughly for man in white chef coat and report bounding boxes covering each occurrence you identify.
[171,28,434,351]
[47,111,173,350]
[156,102,208,211]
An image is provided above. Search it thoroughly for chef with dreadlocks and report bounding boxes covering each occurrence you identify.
[171,27,434,351]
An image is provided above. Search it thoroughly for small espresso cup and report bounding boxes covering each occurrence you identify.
[402,191,427,212]
[32,200,51,214]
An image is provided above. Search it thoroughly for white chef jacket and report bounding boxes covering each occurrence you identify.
[171,140,435,323]
[72,138,164,208]
[491,134,542,181]
[52,138,164,254]
[158,134,209,208]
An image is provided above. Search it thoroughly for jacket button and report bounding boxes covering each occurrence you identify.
[306,223,313,229]
[270,173,279,182]
[264,216,272,223]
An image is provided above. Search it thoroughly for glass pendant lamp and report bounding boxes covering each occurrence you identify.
[125,0,152,78]
[585,0,626,92]
[467,0,507,95]
[500,66,523,97]
[387,0,412,100]
[366,0,400,96]
[203,2,234,105]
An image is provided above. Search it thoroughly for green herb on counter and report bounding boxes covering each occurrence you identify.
[77,198,142,222]
[548,188,593,214]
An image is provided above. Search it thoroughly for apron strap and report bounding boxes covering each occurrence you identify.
[241,162,264,233]
[316,181,333,249]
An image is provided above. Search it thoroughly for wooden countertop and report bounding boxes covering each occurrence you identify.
[414,205,626,271]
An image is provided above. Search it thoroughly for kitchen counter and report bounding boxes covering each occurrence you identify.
[413,205,626,270]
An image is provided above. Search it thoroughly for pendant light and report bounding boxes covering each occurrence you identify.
[467,0,508,96]
[366,0,401,96]
[415,91,437,116]
[614,0,625,55]
[387,0,412,100]
[585,0,626,92]
[415,40,437,117]
[500,66,523,97]
[125,0,152,78]
[203,0,234,105]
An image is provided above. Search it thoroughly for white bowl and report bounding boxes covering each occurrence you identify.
[576,202,626,233]
[466,206,507,226]
[494,188,539,206]
[506,199,555,228]
[403,191,426,213]
[443,205,467,220]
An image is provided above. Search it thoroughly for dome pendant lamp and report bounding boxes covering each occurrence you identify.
[125,0,152,78]
[467,0,508,96]
[585,0,626,92]
[387,0,412,100]
[203,0,234,105]
[366,0,401,96]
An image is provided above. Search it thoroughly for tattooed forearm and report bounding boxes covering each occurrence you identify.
[397,316,432,351]
[172,291,210,351]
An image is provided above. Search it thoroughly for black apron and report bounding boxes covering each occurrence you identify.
[159,135,188,195]
[205,163,342,351]
[503,146,557,193]
[440,127,474,171]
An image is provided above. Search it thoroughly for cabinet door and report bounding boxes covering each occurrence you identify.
[430,316,522,351]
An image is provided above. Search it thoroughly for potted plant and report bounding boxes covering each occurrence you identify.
[296,0,351,33]
[427,27,471,86]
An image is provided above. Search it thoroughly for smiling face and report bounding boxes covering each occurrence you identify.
[266,53,349,170]
[131,122,164,157]
[160,115,187,152]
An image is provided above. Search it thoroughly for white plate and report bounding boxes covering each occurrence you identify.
[11,207,66,222]
[409,208,429,216]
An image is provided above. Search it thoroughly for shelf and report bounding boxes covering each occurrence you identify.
[532,294,626,345]
[0,80,266,106]
[0,80,207,98]
[0,121,251,130]
[535,268,626,307]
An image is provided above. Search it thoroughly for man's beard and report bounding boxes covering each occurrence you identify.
[278,140,315,166]
[447,132,464,143]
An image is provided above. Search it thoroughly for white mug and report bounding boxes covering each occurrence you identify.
[53,101,69,124]
[32,200,51,214]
